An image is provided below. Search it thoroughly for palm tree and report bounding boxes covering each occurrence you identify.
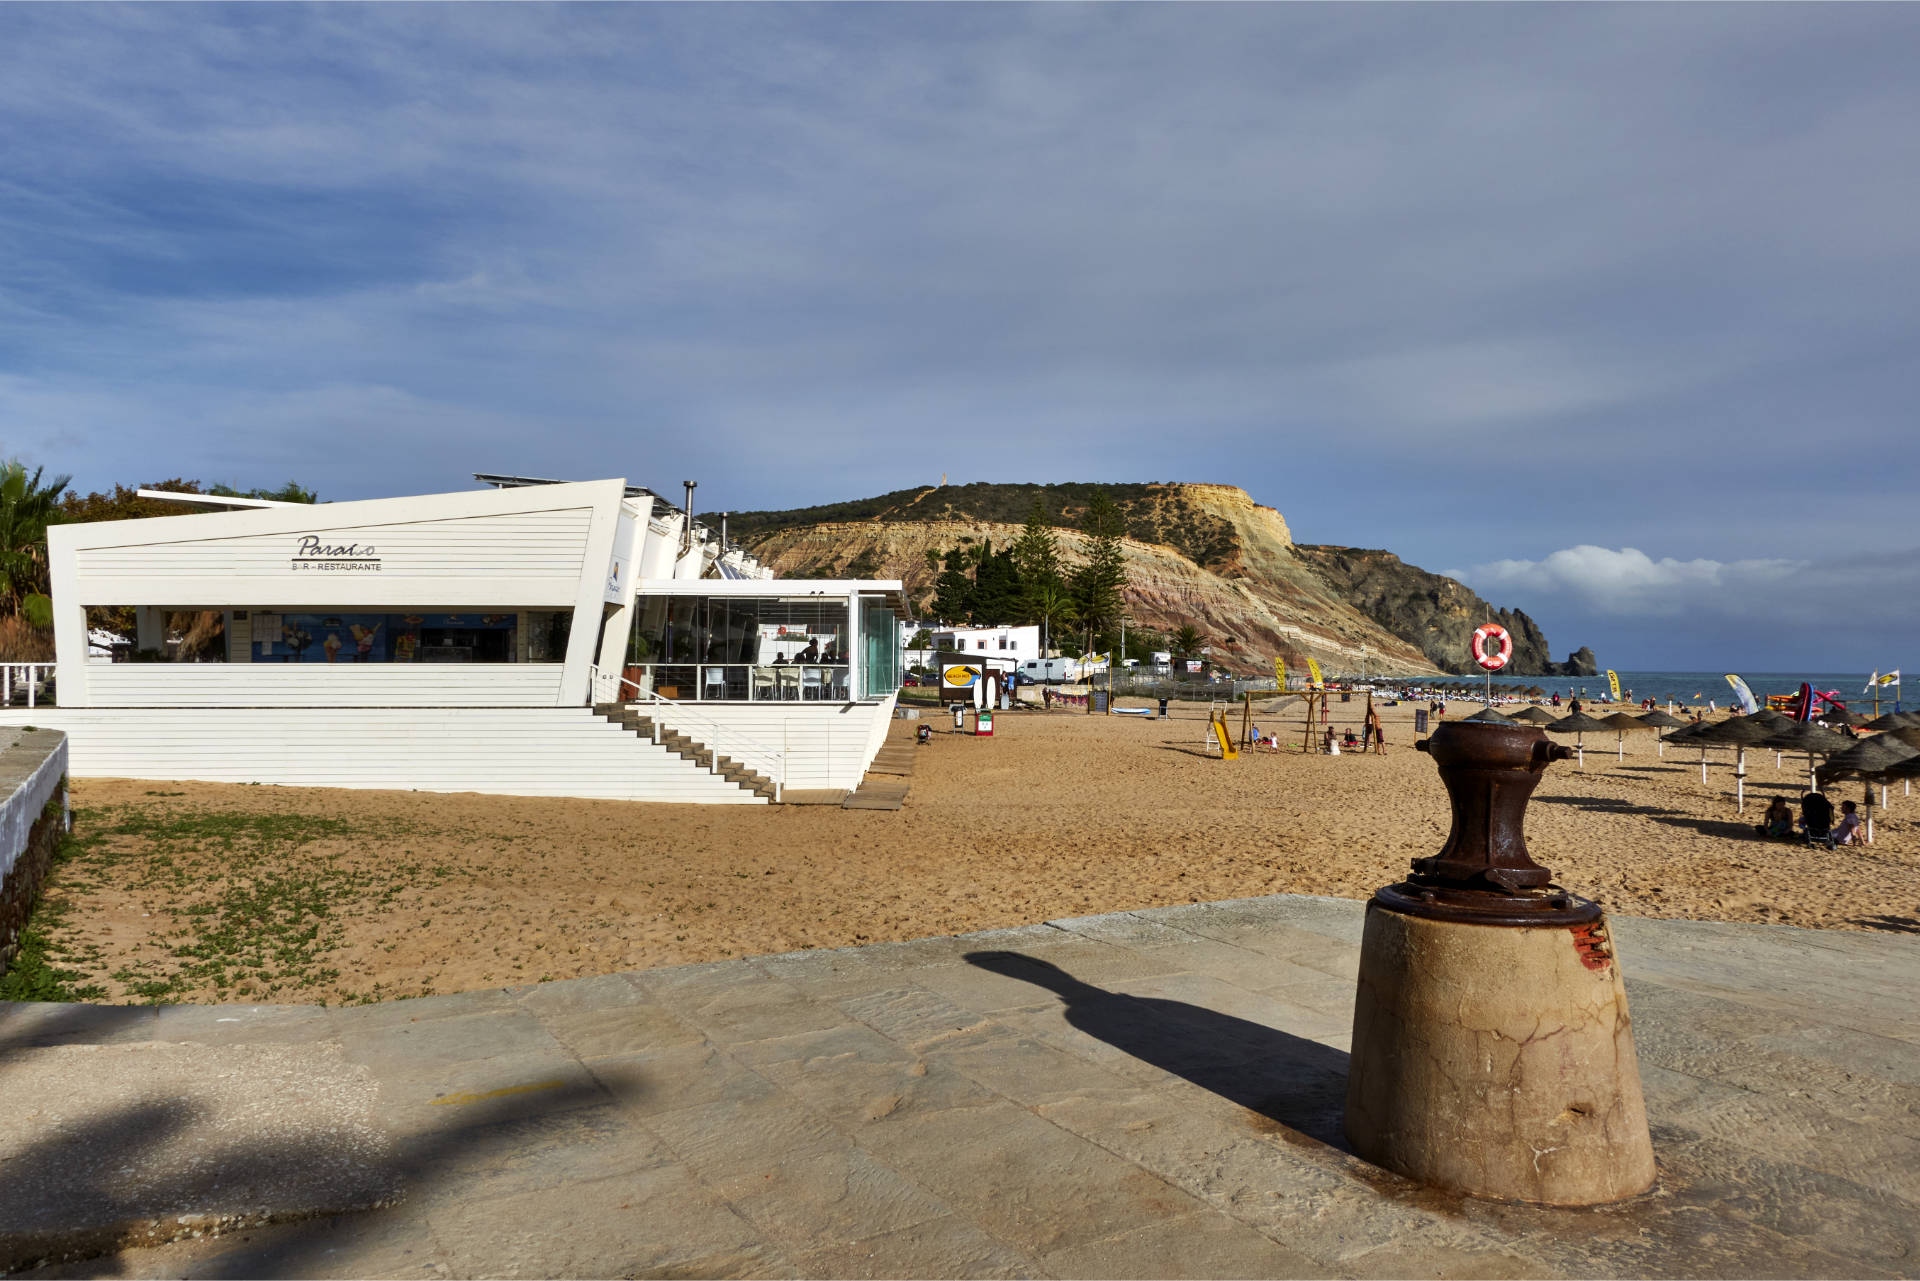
[1029,579,1079,659]
[0,461,71,617]
[1171,624,1203,657]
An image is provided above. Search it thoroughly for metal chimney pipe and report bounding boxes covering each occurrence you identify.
[681,481,697,553]
[718,511,729,548]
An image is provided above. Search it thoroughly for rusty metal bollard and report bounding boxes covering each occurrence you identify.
[1343,719,1657,1205]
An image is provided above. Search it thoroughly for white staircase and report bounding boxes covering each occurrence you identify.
[0,706,768,804]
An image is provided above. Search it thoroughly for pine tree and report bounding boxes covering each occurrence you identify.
[1070,488,1128,652]
[1010,497,1061,599]
[971,545,1024,624]
[932,547,976,623]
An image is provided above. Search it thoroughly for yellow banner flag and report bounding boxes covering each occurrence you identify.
[1305,657,1324,688]
[1606,669,1622,702]
[1272,656,1287,689]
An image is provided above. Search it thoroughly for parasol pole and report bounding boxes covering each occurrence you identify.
[1735,746,1747,813]
[1700,745,1708,784]
[1616,730,1625,761]
[1577,732,1585,770]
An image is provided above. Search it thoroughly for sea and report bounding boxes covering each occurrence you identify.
[1398,671,1907,710]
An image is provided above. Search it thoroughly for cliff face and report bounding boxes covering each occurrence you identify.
[1289,545,1579,677]
[735,483,1588,679]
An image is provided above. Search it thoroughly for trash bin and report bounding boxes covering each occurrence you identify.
[1157,697,1169,719]
[952,704,966,729]
[976,709,994,737]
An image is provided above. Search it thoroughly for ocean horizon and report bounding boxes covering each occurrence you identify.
[1414,670,1906,707]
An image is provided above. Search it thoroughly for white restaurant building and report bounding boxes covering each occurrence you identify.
[0,478,908,804]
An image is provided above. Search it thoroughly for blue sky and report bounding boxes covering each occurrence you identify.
[3,4,1916,671]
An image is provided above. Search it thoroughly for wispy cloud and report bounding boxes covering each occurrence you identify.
[1453,546,1804,617]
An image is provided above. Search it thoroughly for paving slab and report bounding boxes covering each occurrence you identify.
[0,1042,398,1274]
[2,894,1917,1279]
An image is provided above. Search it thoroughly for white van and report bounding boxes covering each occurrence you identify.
[1021,657,1078,684]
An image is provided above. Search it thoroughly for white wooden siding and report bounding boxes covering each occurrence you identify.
[645,699,896,791]
[72,509,595,607]
[74,508,593,579]
[0,707,764,803]
[83,664,570,707]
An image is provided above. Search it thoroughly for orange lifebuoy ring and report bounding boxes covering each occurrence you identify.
[1471,624,1512,672]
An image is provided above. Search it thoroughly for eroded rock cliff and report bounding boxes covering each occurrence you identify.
[1289,545,1579,677]
[734,482,1588,678]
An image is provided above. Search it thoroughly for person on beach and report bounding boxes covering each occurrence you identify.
[1829,801,1863,847]
[1756,797,1794,839]
[1569,697,1583,717]
[1551,692,1561,708]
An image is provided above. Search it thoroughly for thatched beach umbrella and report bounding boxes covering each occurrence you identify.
[1463,707,1517,724]
[1860,711,1920,732]
[1878,750,1920,804]
[1510,706,1560,725]
[1686,716,1777,809]
[1599,711,1651,760]
[1546,710,1612,769]
[1638,709,1687,756]
[1761,720,1853,794]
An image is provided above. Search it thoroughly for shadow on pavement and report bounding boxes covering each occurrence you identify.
[962,950,1352,1151]
[0,1049,620,1278]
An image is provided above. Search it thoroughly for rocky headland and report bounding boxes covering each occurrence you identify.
[732,482,1590,677]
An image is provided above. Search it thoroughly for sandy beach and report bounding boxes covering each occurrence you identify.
[33,696,1920,1005]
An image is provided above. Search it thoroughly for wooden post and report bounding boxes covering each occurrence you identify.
[1241,691,1252,749]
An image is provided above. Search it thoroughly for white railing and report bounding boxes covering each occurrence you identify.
[589,664,786,801]
[2,663,55,709]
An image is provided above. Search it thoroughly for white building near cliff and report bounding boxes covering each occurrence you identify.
[3,478,907,804]
[927,624,1042,667]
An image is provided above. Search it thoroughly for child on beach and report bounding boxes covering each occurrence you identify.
[1829,801,1863,847]
[1756,797,1794,839]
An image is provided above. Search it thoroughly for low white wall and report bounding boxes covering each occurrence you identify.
[82,664,571,708]
[647,696,898,791]
[1,731,69,885]
[0,708,763,804]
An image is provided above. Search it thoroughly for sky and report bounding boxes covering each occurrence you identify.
[2,4,1916,672]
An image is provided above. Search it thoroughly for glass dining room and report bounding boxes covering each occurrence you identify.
[625,594,853,701]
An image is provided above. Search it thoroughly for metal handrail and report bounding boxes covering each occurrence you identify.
[2,662,55,709]
[589,663,786,800]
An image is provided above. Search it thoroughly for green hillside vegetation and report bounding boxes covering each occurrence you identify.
[731,482,1240,569]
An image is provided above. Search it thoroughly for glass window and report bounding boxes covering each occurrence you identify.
[860,595,901,699]
[254,612,520,663]
[629,596,849,669]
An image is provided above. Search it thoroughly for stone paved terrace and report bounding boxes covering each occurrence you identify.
[3,894,1918,1279]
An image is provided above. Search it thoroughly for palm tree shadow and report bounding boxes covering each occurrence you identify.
[964,951,1353,1152]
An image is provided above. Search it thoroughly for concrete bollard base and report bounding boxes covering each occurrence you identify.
[1343,901,1657,1206]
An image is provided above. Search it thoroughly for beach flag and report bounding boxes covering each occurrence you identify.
[1305,657,1324,688]
[1272,656,1287,689]
[1606,670,1622,702]
[1874,670,1901,688]
[1724,673,1759,716]
[1866,671,1879,693]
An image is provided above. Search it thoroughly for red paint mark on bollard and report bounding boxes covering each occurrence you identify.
[1570,921,1613,971]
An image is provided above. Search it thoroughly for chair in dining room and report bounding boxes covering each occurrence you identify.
[777,667,802,701]
[752,667,777,701]
[702,666,728,702]
[801,665,824,701]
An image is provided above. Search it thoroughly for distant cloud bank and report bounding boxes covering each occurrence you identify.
[1454,545,1920,632]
